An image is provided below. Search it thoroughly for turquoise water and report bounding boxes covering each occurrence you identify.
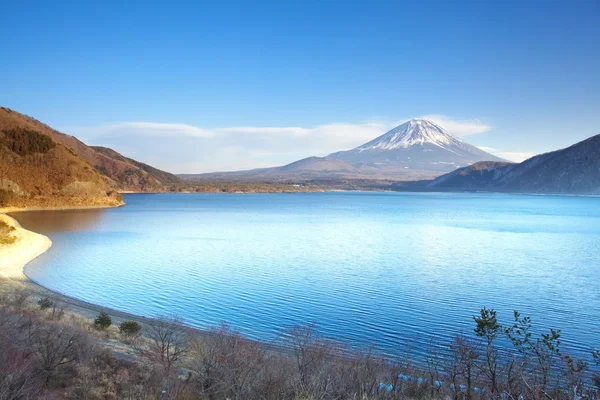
[17,193,600,359]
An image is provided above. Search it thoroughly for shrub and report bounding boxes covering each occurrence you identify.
[0,128,56,156]
[94,312,112,330]
[107,190,124,203]
[37,297,53,310]
[119,320,142,336]
[0,221,16,244]
[0,189,16,207]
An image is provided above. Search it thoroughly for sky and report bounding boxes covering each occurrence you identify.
[1,0,599,173]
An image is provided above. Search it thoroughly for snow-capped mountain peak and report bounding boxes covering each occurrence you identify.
[327,118,505,175]
[357,119,464,152]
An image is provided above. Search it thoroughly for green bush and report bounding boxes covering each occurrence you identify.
[119,320,142,336]
[37,297,53,310]
[94,311,112,330]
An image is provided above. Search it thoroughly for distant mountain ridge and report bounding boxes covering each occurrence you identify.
[428,134,600,194]
[180,156,364,182]
[184,119,503,182]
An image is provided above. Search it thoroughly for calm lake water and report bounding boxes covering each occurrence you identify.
[15,193,600,360]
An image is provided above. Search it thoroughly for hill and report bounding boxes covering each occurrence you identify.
[0,107,182,208]
[90,146,184,191]
[182,156,363,182]
[428,134,600,194]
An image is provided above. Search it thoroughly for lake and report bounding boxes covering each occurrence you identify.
[15,192,600,360]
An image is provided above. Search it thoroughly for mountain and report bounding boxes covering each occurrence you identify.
[0,107,182,208]
[181,156,362,182]
[328,119,505,175]
[184,119,503,183]
[428,134,600,194]
[90,146,184,190]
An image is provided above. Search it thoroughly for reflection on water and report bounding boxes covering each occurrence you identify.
[11,209,107,234]
[16,193,600,361]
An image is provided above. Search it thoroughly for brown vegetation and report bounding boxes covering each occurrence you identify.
[0,106,183,209]
[0,286,598,400]
[0,220,16,244]
[0,128,56,156]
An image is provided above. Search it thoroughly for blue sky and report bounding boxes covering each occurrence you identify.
[1,0,599,172]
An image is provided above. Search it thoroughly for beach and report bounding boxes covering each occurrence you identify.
[0,214,52,280]
[0,205,148,325]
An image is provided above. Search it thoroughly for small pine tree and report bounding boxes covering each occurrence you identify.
[37,297,53,310]
[119,320,142,336]
[94,311,112,330]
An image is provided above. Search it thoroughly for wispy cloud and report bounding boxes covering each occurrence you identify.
[479,147,535,163]
[422,114,491,136]
[495,152,536,162]
[65,115,500,173]
[108,122,214,137]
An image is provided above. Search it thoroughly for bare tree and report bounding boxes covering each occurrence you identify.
[450,335,480,400]
[0,308,42,400]
[28,320,90,385]
[147,314,189,374]
[283,324,334,397]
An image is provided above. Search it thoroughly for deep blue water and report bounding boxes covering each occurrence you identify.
[17,193,600,360]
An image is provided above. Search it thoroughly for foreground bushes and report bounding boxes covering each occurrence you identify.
[119,320,142,336]
[0,287,598,399]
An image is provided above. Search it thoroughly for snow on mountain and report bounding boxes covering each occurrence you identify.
[357,119,464,151]
[328,119,504,174]
[185,118,506,182]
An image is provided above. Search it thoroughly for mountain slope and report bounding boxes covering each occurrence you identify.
[183,119,502,182]
[91,146,184,190]
[328,119,505,174]
[0,107,119,207]
[182,157,361,182]
[429,134,600,194]
[0,107,182,195]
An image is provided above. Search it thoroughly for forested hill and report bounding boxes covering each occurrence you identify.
[0,107,183,208]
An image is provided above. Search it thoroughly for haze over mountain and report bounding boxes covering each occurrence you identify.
[183,119,504,182]
[428,134,600,195]
[0,107,183,207]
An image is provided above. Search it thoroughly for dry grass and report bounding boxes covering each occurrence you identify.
[0,220,16,245]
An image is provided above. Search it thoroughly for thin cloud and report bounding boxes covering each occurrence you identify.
[478,147,535,163]
[495,152,536,162]
[65,115,501,173]
[113,122,214,137]
[422,114,491,136]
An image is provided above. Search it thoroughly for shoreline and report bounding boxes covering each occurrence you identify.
[0,203,152,323]
[0,203,151,325]
[0,203,125,214]
[0,214,52,280]
[0,206,285,353]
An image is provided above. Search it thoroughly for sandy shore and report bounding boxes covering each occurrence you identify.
[0,202,125,278]
[0,206,290,355]
[0,214,53,280]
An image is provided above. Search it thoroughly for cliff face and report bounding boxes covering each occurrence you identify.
[0,107,181,208]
